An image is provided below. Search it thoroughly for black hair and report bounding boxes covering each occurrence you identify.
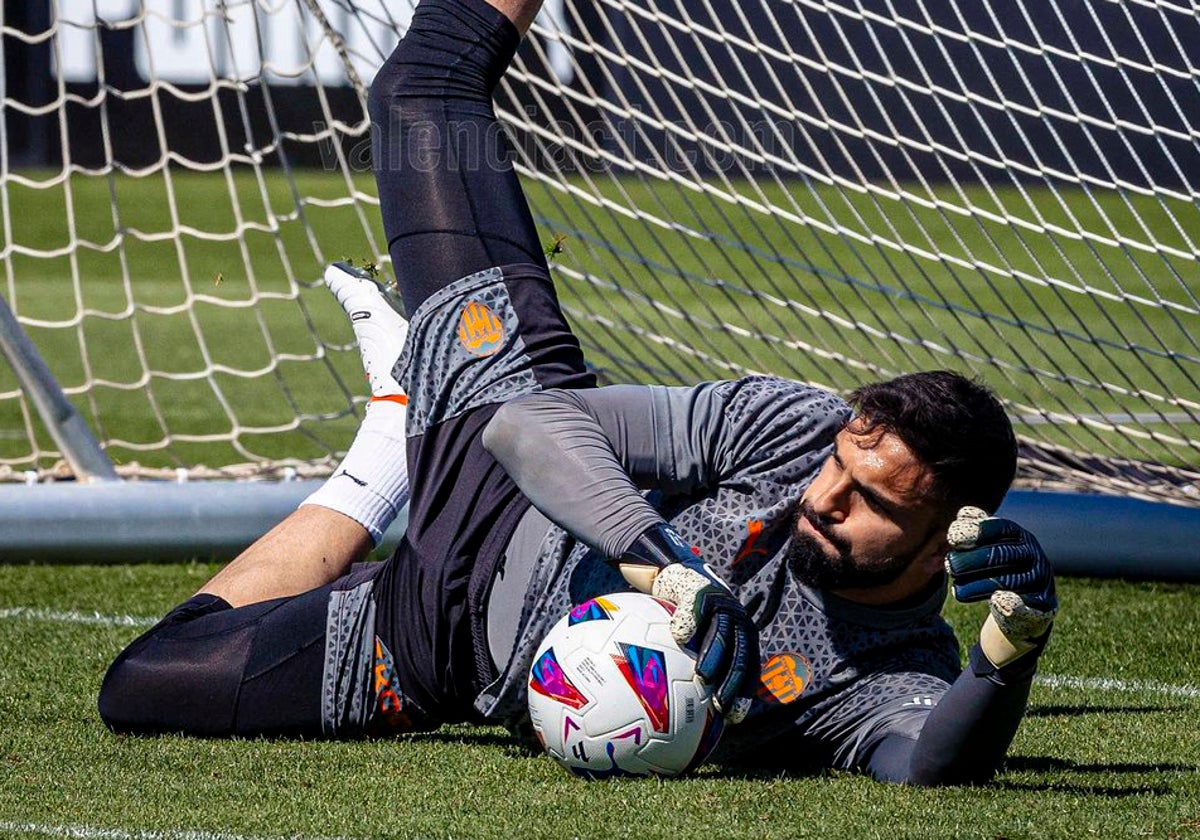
[847,370,1016,515]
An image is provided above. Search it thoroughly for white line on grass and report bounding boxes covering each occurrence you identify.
[0,607,157,627]
[0,823,362,840]
[1035,674,1200,700]
[4,604,1200,700]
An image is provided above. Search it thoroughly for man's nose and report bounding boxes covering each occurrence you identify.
[808,474,850,523]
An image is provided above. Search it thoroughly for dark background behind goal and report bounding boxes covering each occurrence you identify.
[5,0,1198,193]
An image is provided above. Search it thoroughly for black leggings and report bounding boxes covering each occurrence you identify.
[98,0,542,738]
[370,0,546,315]
[98,591,328,737]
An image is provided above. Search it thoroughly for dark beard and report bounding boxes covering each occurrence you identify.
[784,505,913,591]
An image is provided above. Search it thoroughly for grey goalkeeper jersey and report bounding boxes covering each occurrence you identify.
[475,376,961,772]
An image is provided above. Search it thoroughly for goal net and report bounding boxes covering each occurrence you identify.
[3,0,1198,505]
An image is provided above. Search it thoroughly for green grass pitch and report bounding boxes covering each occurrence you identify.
[0,564,1197,839]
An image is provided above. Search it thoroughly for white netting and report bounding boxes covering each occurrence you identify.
[1,0,409,478]
[1,0,1198,503]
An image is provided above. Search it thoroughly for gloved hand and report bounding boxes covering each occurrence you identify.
[946,506,1058,667]
[622,523,758,722]
[652,559,759,723]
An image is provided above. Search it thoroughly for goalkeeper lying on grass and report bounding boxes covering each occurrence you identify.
[99,0,1057,785]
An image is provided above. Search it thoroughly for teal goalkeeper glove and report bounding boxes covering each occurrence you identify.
[946,506,1058,667]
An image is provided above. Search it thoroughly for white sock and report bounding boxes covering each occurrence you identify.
[301,400,410,545]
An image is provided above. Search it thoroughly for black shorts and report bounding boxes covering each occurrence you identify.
[370,263,594,723]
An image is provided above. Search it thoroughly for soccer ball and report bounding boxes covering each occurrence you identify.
[526,591,725,779]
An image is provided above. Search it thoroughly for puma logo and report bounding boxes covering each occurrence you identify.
[336,470,367,487]
[733,518,769,566]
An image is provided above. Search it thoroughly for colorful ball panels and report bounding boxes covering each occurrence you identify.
[527,592,724,779]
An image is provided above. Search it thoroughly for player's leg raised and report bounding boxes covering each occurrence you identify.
[350,0,597,725]
[369,0,550,314]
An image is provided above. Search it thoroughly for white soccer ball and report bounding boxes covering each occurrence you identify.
[526,591,725,779]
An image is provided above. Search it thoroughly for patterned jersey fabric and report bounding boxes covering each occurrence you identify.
[475,377,961,772]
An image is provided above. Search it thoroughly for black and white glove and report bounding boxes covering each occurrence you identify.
[946,506,1058,668]
[621,524,759,722]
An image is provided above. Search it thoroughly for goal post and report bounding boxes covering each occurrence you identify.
[1,0,1198,572]
[0,289,118,482]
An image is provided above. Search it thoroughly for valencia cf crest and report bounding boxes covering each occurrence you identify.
[756,652,812,705]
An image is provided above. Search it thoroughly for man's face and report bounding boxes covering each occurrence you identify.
[787,419,945,594]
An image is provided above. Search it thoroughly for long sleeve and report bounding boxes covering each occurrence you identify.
[481,377,848,559]
[480,382,730,558]
[863,644,1037,785]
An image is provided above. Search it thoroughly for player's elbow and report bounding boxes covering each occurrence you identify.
[863,733,999,787]
[482,393,551,465]
[482,398,525,463]
[903,748,1002,787]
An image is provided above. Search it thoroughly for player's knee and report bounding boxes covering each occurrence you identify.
[367,42,415,117]
[98,633,244,736]
[98,643,241,736]
[98,633,185,734]
[367,59,402,145]
[96,646,149,732]
[367,47,439,167]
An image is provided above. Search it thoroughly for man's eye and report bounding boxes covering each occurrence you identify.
[862,493,888,514]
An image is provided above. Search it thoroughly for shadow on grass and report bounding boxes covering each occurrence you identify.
[694,761,830,781]
[1005,756,1197,775]
[706,754,1195,792]
[996,780,1173,797]
[997,755,1194,797]
[392,720,1196,795]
